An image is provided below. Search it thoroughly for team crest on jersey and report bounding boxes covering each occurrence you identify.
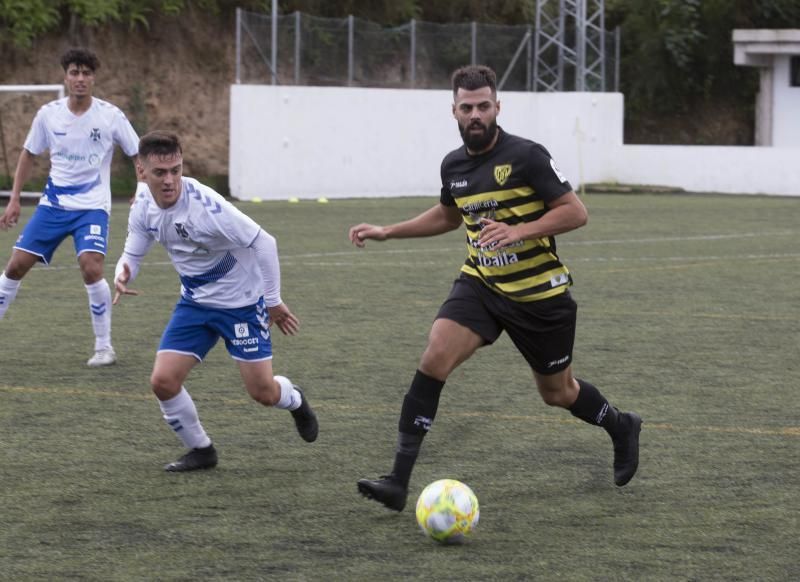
[90,128,101,142]
[174,223,189,238]
[494,164,512,186]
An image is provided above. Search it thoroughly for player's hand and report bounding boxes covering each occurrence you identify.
[0,199,21,231]
[477,217,521,250]
[348,223,387,248]
[112,263,139,304]
[267,303,300,336]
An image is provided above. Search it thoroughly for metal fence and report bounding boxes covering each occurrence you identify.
[235,10,619,92]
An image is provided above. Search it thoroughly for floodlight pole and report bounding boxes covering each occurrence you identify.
[348,15,355,86]
[235,7,241,84]
[271,0,278,85]
[533,0,607,92]
[295,11,302,85]
[410,18,416,88]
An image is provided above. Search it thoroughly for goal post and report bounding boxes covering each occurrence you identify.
[0,84,65,99]
[0,84,64,197]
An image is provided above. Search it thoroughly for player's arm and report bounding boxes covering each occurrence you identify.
[478,191,587,249]
[0,149,35,230]
[250,229,299,336]
[112,207,154,304]
[349,203,462,248]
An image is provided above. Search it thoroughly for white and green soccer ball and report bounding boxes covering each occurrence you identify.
[415,479,479,544]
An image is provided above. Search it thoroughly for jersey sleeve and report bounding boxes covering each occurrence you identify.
[526,144,573,203]
[191,181,261,248]
[439,158,457,206]
[116,193,155,282]
[111,108,140,157]
[22,107,50,156]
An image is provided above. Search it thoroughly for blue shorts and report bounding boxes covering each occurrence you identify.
[158,297,273,362]
[14,205,109,264]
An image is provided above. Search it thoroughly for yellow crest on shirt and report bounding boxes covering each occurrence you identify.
[494,164,512,186]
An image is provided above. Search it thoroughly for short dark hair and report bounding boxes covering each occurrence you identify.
[451,65,497,97]
[139,131,183,159]
[60,48,100,72]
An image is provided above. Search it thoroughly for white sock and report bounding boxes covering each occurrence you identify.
[274,375,302,411]
[0,272,21,321]
[158,386,212,449]
[85,279,112,351]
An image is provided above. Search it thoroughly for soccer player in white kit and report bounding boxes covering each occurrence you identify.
[0,48,139,367]
[113,131,318,472]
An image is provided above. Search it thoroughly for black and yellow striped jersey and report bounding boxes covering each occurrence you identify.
[440,127,574,303]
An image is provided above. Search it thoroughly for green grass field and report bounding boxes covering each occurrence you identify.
[1,193,798,581]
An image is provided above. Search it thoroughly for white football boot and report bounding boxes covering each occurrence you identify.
[87,347,117,367]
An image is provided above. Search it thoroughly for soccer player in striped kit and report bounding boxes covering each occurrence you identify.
[113,131,317,472]
[0,48,139,367]
[350,65,641,511]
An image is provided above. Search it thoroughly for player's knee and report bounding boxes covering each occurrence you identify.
[419,342,456,379]
[4,258,32,280]
[540,389,570,407]
[80,264,104,284]
[537,378,577,408]
[150,372,181,400]
[248,378,280,406]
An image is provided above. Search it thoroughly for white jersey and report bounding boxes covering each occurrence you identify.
[24,97,139,213]
[123,178,266,309]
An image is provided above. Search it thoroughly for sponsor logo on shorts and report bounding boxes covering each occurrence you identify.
[234,323,250,338]
[546,354,570,368]
[450,179,468,189]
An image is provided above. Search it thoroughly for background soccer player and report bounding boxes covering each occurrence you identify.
[349,65,641,511]
[113,131,317,471]
[0,48,139,367]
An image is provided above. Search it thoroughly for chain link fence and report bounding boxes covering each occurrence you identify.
[236,10,619,92]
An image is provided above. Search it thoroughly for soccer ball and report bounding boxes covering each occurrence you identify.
[415,479,479,544]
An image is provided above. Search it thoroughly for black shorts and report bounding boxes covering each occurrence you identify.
[436,275,577,375]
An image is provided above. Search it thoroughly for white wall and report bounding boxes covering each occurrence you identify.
[772,55,800,148]
[230,85,800,199]
[608,145,800,196]
[229,85,623,200]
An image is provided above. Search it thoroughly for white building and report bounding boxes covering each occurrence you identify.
[733,29,800,147]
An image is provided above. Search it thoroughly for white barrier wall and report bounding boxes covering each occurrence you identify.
[609,145,800,196]
[230,85,800,199]
[229,85,623,200]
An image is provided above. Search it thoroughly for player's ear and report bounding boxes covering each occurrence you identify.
[452,103,457,118]
[496,99,501,115]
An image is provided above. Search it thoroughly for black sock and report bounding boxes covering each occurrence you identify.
[569,378,620,436]
[391,370,445,487]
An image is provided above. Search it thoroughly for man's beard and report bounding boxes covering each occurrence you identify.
[458,119,498,152]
